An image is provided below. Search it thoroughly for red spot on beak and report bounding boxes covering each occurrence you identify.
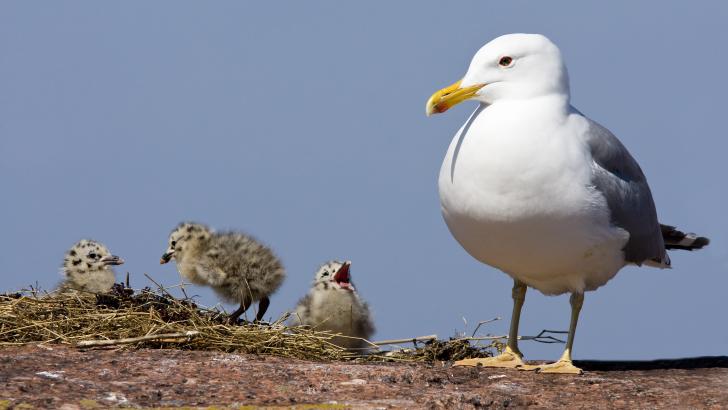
[434,103,449,114]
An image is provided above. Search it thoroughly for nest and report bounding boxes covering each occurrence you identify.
[0,283,500,363]
[0,284,351,361]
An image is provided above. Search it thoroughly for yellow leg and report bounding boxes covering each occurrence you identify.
[520,292,584,375]
[455,280,530,369]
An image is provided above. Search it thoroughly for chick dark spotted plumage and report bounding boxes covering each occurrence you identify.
[60,239,124,293]
[160,222,285,322]
[292,261,375,350]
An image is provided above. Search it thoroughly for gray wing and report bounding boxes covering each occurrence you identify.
[584,118,667,265]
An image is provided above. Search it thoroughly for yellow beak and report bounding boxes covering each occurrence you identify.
[425,80,486,116]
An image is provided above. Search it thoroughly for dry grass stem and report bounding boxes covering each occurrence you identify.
[77,330,201,347]
[372,335,438,346]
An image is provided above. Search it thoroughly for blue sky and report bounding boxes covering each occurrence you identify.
[1,1,726,360]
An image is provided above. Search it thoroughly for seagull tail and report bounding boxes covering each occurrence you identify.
[660,224,710,251]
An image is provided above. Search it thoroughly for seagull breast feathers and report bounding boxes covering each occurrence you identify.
[438,100,631,294]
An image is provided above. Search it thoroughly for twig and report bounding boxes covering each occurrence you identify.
[523,329,567,344]
[458,329,566,344]
[175,270,191,300]
[76,331,200,347]
[471,317,501,337]
[462,335,508,341]
[178,283,190,300]
[143,273,176,299]
[371,335,438,346]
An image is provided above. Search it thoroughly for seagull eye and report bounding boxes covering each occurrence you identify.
[499,56,514,67]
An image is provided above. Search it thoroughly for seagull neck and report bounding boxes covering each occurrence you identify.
[490,93,570,114]
[527,93,570,107]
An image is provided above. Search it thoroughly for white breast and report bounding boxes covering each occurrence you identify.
[294,287,373,350]
[438,100,628,295]
[305,289,362,332]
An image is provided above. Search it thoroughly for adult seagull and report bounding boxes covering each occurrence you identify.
[425,33,709,374]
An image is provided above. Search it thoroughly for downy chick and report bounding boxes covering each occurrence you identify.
[60,239,124,293]
[160,222,285,322]
[292,261,375,350]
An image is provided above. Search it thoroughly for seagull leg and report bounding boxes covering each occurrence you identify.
[455,279,528,368]
[255,296,270,322]
[228,294,252,324]
[520,292,584,375]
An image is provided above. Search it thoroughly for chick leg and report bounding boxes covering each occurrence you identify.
[520,292,584,375]
[228,294,252,324]
[455,279,528,368]
[255,296,270,322]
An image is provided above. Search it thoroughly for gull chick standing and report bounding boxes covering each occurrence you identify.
[60,239,124,293]
[426,33,709,374]
[292,261,375,350]
[160,222,285,323]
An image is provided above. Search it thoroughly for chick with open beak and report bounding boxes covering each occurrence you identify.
[332,261,353,290]
[291,260,375,351]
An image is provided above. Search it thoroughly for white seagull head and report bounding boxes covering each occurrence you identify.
[426,33,570,114]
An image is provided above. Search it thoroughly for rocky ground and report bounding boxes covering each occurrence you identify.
[0,345,727,409]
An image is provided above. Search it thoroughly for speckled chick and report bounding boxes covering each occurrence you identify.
[60,239,124,293]
[160,222,285,322]
[292,261,375,350]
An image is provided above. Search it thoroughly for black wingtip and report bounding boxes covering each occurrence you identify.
[660,224,710,251]
[690,236,710,249]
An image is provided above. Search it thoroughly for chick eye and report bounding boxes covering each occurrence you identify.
[171,241,177,247]
[88,253,97,259]
[321,272,329,277]
[499,56,514,67]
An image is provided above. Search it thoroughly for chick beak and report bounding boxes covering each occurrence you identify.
[425,80,486,116]
[160,252,173,264]
[333,262,352,289]
[101,255,125,266]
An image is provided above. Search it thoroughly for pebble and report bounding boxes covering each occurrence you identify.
[341,378,367,385]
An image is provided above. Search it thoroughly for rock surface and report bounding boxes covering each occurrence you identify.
[0,345,727,409]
